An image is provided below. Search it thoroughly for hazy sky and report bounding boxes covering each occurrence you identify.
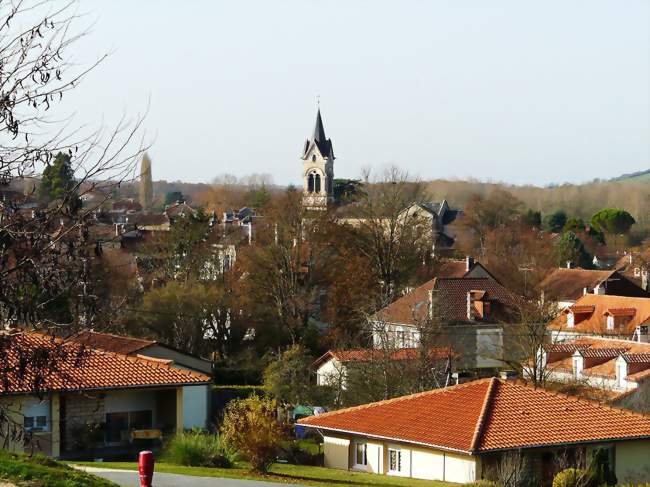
[66,0,649,186]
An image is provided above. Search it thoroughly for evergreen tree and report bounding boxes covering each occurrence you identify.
[39,152,75,201]
[139,152,153,211]
[543,210,567,232]
[554,231,592,268]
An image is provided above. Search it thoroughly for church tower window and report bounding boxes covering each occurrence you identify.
[308,173,314,193]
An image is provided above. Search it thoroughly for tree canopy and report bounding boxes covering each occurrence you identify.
[554,231,592,269]
[590,208,636,235]
[542,210,567,233]
[38,152,79,209]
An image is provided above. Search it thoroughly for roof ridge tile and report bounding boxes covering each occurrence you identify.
[470,377,497,452]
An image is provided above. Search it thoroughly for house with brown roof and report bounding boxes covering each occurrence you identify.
[540,267,649,309]
[70,330,212,430]
[539,337,650,412]
[547,294,650,342]
[298,378,650,485]
[615,249,650,291]
[372,277,516,370]
[0,331,211,460]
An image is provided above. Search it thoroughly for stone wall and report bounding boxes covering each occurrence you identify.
[62,393,105,451]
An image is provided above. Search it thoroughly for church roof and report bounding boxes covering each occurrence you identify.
[303,108,334,160]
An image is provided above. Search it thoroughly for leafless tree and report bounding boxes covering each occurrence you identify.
[343,166,432,304]
[502,298,559,387]
[0,0,146,450]
[0,0,147,328]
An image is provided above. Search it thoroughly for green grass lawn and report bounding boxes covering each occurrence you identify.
[72,460,456,486]
[0,450,117,487]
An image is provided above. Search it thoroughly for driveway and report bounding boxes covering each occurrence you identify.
[78,466,309,487]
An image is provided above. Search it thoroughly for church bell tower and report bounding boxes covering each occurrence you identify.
[301,108,334,210]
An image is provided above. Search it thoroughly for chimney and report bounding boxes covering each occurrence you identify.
[500,370,518,381]
[466,256,474,272]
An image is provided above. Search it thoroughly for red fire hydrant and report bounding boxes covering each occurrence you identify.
[138,450,155,487]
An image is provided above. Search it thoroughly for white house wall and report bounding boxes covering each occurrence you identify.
[366,441,384,474]
[322,434,478,483]
[323,435,350,469]
[316,358,346,388]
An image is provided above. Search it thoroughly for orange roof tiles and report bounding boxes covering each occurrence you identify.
[0,332,210,395]
[299,378,650,453]
[548,294,650,335]
[604,308,636,317]
[580,348,628,358]
[545,337,650,384]
[569,305,595,314]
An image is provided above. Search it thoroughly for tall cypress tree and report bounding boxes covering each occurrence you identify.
[139,152,153,211]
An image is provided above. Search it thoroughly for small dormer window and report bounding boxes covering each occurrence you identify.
[312,155,316,162]
[607,315,615,330]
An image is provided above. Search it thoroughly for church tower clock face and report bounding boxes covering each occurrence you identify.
[301,108,335,211]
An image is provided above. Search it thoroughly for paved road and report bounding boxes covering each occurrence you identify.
[79,466,308,487]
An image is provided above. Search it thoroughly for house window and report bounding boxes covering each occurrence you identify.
[24,415,47,432]
[607,315,615,330]
[106,410,152,443]
[354,442,367,468]
[634,267,641,277]
[388,448,402,473]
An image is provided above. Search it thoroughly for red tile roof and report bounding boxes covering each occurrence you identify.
[548,294,650,335]
[605,308,636,317]
[569,305,595,314]
[298,378,650,453]
[545,337,650,384]
[623,353,650,364]
[0,332,210,395]
[580,348,629,359]
[376,278,515,325]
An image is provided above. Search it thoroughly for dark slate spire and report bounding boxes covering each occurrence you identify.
[308,108,334,159]
[312,108,327,145]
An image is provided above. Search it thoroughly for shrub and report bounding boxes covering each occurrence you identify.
[553,468,587,487]
[281,440,322,466]
[162,431,235,468]
[221,393,285,472]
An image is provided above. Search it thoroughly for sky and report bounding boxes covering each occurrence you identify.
[61,0,650,186]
